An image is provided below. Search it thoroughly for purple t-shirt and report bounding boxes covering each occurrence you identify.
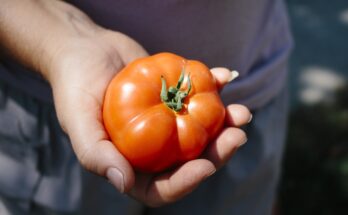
[0,0,292,110]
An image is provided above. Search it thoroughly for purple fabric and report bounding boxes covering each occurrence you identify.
[0,0,292,109]
[71,0,293,109]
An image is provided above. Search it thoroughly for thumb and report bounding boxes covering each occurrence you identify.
[55,89,135,193]
[210,67,239,91]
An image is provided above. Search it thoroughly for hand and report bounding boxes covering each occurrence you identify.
[50,30,250,206]
[48,29,148,193]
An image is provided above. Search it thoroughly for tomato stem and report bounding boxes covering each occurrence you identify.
[160,70,191,112]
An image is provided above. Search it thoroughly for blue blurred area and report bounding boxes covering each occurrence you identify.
[287,0,348,107]
[279,1,348,214]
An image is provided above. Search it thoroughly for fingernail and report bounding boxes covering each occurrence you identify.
[106,167,125,193]
[238,138,248,147]
[228,70,239,82]
[204,169,217,180]
[209,168,217,176]
[248,114,253,123]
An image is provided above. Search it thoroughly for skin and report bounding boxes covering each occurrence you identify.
[0,0,251,207]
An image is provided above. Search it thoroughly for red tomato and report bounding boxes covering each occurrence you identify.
[103,53,225,173]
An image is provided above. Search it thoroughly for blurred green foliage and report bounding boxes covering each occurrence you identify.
[280,85,348,214]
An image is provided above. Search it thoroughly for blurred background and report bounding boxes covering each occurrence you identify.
[278,0,348,214]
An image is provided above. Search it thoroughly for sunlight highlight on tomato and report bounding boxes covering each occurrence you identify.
[103,53,225,173]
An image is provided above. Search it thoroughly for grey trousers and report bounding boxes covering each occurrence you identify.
[0,80,288,215]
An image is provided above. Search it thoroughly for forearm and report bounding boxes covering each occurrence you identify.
[0,0,100,78]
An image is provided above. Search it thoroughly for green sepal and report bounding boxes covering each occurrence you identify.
[160,71,191,112]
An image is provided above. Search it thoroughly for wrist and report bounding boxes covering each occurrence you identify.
[0,0,103,81]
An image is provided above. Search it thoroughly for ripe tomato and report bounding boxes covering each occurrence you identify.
[103,53,225,173]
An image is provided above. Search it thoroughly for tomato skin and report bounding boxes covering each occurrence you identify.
[103,53,225,173]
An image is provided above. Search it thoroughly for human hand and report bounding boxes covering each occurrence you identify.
[49,29,250,207]
[47,29,148,194]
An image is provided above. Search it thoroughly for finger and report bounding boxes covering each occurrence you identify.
[225,104,252,127]
[210,67,239,91]
[130,159,215,207]
[70,115,135,194]
[55,89,135,193]
[203,127,247,169]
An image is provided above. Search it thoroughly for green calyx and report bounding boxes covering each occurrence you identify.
[160,71,191,112]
